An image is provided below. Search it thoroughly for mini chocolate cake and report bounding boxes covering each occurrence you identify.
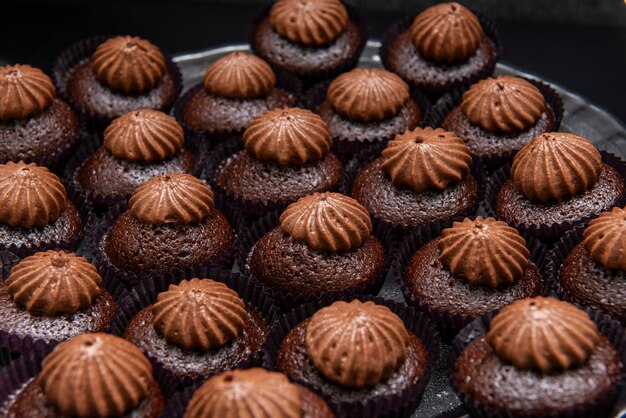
[0,65,80,167]
[0,251,115,352]
[4,333,164,418]
[251,0,365,83]
[454,297,623,417]
[0,162,83,257]
[248,193,385,307]
[351,127,479,232]
[381,2,497,96]
[184,368,334,418]
[316,68,422,156]
[215,108,342,216]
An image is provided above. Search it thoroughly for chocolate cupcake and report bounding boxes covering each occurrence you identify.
[0,251,116,353]
[453,297,624,418]
[492,133,626,240]
[251,0,365,84]
[315,68,423,156]
[71,109,198,209]
[350,127,480,235]
[54,35,181,129]
[2,333,164,417]
[97,173,235,285]
[0,65,81,168]
[214,108,342,217]
[380,2,498,96]
[440,76,561,167]
[246,193,386,308]
[175,52,298,150]
[400,217,543,337]
[0,161,84,258]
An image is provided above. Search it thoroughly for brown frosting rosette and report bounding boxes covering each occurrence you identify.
[0,161,67,228]
[203,52,276,99]
[510,133,602,203]
[151,278,247,352]
[381,127,471,193]
[488,297,601,373]
[0,64,55,122]
[410,2,484,64]
[279,192,372,252]
[583,206,626,271]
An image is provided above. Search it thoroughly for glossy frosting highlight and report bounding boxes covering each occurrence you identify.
[203,52,276,99]
[0,64,55,122]
[583,206,626,271]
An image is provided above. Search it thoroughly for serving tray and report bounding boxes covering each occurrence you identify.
[173,41,626,418]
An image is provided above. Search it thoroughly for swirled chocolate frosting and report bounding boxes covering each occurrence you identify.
[0,161,67,228]
[583,207,626,271]
[279,192,372,252]
[39,333,154,418]
[438,217,530,288]
[461,76,546,133]
[269,0,349,46]
[128,173,214,225]
[0,64,55,122]
[381,127,471,193]
[305,300,409,388]
[510,133,602,202]
[6,251,102,316]
[203,52,276,99]
[327,68,409,123]
[91,36,166,94]
[410,2,484,64]
[488,297,600,373]
[184,368,303,418]
[152,278,247,351]
[243,107,332,166]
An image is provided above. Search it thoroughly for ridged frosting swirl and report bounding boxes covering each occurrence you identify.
[583,207,626,271]
[39,333,154,418]
[203,52,276,99]
[438,217,530,288]
[410,2,484,64]
[128,173,214,225]
[269,0,349,46]
[103,109,185,163]
[381,127,471,193]
[279,192,372,252]
[327,68,409,123]
[305,300,409,388]
[511,133,602,203]
[91,36,166,94]
[152,278,247,352]
[6,251,102,316]
[461,76,547,133]
[184,368,303,418]
[488,297,601,373]
[0,64,55,122]
[243,108,332,166]
[0,161,67,228]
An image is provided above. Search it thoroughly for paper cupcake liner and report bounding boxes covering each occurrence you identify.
[262,295,440,418]
[450,306,626,418]
[485,151,626,243]
[0,252,20,281]
[236,209,395,311]
[427,78,564,170]
[52,35,183,133]
[0,349,49,415]
[379,11,501,99]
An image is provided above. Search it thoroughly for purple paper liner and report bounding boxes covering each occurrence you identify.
[0,252,20,282]
[236,209,396,311]
[111,268,276,390]
[52,35,183,133]
[449,306,626,418]
[379,11,501,99]
[262,295,440,418]
[485,151,626,243]
[249,3,368,87]
[392,222,550,342]
[426,77,565,170]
